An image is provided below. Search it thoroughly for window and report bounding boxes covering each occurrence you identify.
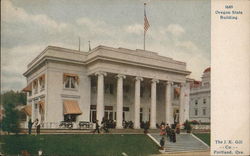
[195,99,198,105]
[64,114,77,122]
[39,74,45,91]
[204,82,209,86]
[65,76,76,89]
[33,80,38,94]
[195,109,198,116]
[203,108,206,115]
[63,73,79,89]
[66,77,75,88]
[203,98,206,104]
[140,108,143,122]
[90,107,97,122]
[174,88,180,99]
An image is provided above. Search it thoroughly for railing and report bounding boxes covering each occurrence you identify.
[191,85,210,92]
[41,121,94,129]
[191,124,210,130]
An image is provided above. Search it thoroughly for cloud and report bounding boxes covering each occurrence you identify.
[2,0,68,34]
[76,17,111,36]
[160,24,185,37]
[1,44,46,91]
[124,24,144,35]
[1,1,210,91]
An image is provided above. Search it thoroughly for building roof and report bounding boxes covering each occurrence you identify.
[203,67,211,73]
[23,45,191,78]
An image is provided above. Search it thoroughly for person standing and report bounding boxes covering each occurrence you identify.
[34,118,41,135]
[175,123,180,134]
[165,124,171,138]
[160,124,166,136]
[172,129,176,143]
[93,120,100,134]
[144,121,149,134]
[28,119,33,135]
[160,137,165,150]
[37,119,41,135]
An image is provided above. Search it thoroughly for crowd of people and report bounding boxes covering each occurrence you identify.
[93,117,116,133]
[93,119,151,133]
[159,122,182,150]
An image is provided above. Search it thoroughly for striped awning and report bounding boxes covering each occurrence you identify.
[39,74,45,81]
[22,83,32,92]
[63,100,82,115]
[22,105,32,116]
[63,73,79,84]
[39,101,45,111]
[174,88,180,96]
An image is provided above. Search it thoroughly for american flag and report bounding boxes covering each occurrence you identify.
[144,3,150,32]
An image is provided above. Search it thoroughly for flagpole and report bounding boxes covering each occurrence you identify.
[144,3,146,51]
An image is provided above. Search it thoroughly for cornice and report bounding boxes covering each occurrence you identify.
[24,45,191,77]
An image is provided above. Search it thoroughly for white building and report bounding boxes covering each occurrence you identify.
[22,45,191,129]
[189,67,211,123]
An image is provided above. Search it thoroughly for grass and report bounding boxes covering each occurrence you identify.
[0,134,160,156]
[193,133,210,146]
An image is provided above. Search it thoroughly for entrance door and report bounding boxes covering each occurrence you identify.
[173,109,179,123]
[140,108,143,122]
[90,110,96,122]
[104,111,114,120]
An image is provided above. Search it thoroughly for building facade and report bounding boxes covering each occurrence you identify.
[22,45,191,129]
[189,67,211,123]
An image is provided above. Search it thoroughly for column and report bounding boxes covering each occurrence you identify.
[116,74,126,129]
[179,83,185,125]
[165,81,173,125]
[150,79,159,129]
[95,72,107,124]
[134,76,143,129]
[31,100,35,122]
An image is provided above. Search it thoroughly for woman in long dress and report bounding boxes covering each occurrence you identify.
[160,124,166,135]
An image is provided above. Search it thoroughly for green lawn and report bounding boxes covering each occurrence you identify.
[0,134,160,156]
[193,133,210,146]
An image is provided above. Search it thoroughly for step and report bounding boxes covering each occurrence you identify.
[150,133,209,153]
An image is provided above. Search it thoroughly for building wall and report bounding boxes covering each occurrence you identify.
[26,64,47,123]
[189,69,211,123]
[23,46,191,128]
[189,92,210,123]
[46,61,91,123]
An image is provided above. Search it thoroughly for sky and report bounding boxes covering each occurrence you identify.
[1,0,210,92]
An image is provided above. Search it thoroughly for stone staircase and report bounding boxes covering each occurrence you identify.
[150,133,209,153]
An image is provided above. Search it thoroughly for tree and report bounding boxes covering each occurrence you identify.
[184,120,192,133]
[1,90,26,108]
[0,90,26,135]
[1,102,21,134]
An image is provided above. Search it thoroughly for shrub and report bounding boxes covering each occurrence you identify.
[184,120,192,133]
[191,120,199,125]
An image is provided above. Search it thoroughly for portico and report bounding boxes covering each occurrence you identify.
[91,70,188,129]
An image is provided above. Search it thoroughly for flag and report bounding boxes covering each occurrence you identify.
[144,3,150,32]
